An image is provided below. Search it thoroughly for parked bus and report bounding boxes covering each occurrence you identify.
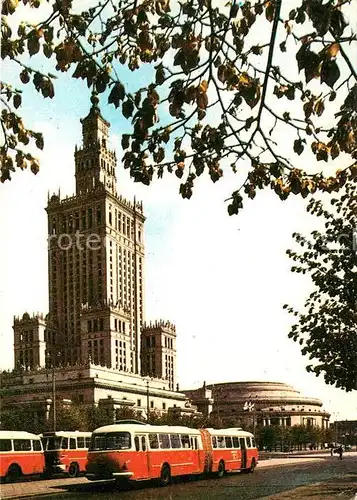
[204,427,258,476]
[86,423,258,485]
[0,431,45,482]
[41,431,91,477]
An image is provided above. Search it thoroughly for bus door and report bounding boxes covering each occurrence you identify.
[239,438,247,469]
[134,435,149,479]
[189,435,200,472]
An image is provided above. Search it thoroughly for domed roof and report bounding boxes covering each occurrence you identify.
[206,381,322,406]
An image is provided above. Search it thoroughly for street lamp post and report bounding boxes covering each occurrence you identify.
[52,365,56,432]
[146,378,150,423]
[46,352,58,431]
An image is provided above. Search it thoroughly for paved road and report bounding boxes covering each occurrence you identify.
[1,454,356,499]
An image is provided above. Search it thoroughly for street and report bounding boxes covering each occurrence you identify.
[1,454,356,499]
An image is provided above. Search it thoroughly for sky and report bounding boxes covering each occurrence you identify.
[1,1,356,422]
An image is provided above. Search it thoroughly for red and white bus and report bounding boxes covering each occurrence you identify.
[0,431,45,482]
[41,431,91,477]
[86,423,258,485]
[204,427,258,476]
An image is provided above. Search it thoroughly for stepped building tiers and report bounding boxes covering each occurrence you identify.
[184,382,330,429]
[1,95,189,420]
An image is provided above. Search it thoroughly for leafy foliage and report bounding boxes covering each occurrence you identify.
[257,424,333,451]
[285,172,357,391]
[1,0,356,211]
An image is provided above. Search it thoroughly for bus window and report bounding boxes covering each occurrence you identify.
[212,436,217,448]
[77,437,85,449]
[85,437,91,448]
[33,440,42,451]
[251,438,256,448]
[141,436,147,451]
[149,434,159,449]
[181,435,190,449]
[246,438,252,448]
[69,438,76,450]
[106,433,131,450]
[61,437,69,449]
[232,437,240,448]
[134,436,140,451]
[0,439,12,452]
[14,439,31,452]
[217,437,225,448]
[189,437,198,449]
[91,435,106,451]
[170,435,181,449]
[225,437,233,448]
[158,434,170,449]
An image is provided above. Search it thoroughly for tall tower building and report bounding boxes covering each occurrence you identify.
[45,95,145,373]
[141,321,177,391]
[13,313,47,370]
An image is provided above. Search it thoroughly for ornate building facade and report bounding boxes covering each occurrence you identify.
[1,96,188,419]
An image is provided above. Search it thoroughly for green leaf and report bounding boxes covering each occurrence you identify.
[320,60,340,88]
[27,33,40,56]
[295,44,308,72]
[293,139,304,156]
[122,99,134,119]
[108,82,125,108]
[121,134,130,149]
[13,94,21,109]
[304,51,320,83]
[35,134,44,150]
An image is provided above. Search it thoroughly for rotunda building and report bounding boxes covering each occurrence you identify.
[184,381,330,429]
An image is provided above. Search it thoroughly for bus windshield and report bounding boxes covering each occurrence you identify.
[90,432,131,451]
[43,437,63,450]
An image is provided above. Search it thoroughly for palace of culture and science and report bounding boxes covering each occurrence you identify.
[0,95,190,420]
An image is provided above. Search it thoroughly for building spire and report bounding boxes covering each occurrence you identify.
[90,89,100,112]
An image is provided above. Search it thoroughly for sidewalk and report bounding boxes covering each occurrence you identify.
[0,476,86,499]
[261,475,357,500]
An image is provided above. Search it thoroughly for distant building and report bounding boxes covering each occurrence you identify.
[330,420,357,445]
[1,94,190,421]
[184,381,330,429]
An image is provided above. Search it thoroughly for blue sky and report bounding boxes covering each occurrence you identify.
[1,1,356,421]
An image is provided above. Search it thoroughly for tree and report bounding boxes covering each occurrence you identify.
[0,405,45,434]
[285,177,357,391]
[291,424,310,450]
[1,0,356,213]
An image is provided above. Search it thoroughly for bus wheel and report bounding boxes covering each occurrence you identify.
[249,459,256,473]
[68,462,79,478]
[217,461,225,478]
[159,464,171,486]
[7,464,22,482]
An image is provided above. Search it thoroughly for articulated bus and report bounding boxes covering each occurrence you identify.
[0,431,44,482]
[41,431,91,477]
[86,423,258,485]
